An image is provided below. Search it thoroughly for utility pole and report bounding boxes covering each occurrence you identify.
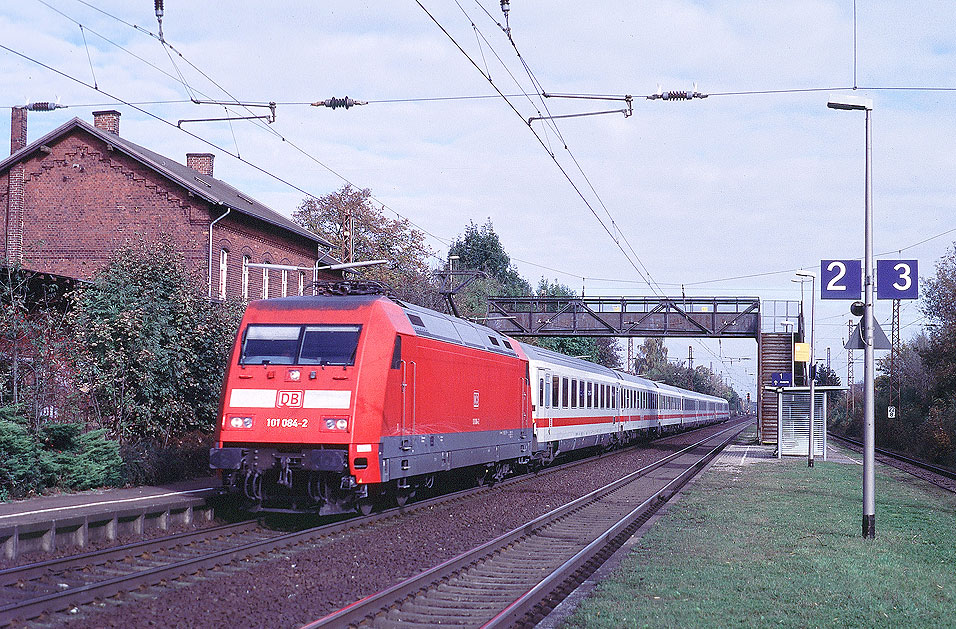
[342,206,355,264]
[891,299,901,411]
[847,319,855,415]
[688,345,693,371]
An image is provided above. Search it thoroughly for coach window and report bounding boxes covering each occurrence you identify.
[241,255,250,300]
[539,378,545,408]
[218,249,228,299]
[552,376,560,408]
[586,382,593,408]
[570,380,577,408]
[562,377,569,408]
[578,380,585,408]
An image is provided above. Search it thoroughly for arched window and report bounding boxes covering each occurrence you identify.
[298,271,305,296]
[218,249,228,299]
[241,256,250,300]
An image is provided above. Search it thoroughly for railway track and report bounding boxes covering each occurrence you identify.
[829,433,956,492]
[0,424,735,627]
[305,420,748,629]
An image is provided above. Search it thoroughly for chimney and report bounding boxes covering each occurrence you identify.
[10,107,27,155]
[92,110,121,135]
[186,153,215,177]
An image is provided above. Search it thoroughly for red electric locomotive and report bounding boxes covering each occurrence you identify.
[210,287,533,514]
[209,283,730,514]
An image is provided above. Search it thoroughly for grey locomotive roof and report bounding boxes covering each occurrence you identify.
[0,117,336,259]
[399,300,519,357]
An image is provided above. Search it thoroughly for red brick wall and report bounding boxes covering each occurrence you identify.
[10,127,331,299]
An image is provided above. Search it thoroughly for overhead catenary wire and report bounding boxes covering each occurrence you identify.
[19,1,456,265]
[11,5,948,345]
[421,0,664,297]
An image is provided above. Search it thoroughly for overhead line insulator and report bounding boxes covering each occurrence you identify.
[312,97,368,110]
[24,102,67,111]
[647,89,708,101]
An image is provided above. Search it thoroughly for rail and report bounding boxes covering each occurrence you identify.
[304,420,748,628]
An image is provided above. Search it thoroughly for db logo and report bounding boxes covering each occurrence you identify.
[276,391,303,408]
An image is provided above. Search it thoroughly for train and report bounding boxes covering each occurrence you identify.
[209,282,730,514]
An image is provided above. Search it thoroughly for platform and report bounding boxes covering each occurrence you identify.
[0,477,221,561]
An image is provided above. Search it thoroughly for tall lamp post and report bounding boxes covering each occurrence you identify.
[795,271,816,467]
[828,93,876,539]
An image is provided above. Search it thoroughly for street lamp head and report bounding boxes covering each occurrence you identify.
[794,270,817,279]
[827,93,873,111]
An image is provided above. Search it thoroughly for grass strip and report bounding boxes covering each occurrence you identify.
[562,441,956,628]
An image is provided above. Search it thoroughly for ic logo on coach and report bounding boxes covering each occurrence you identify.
[277,391,303,408]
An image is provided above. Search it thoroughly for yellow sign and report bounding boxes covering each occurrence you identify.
[793,342,811,363]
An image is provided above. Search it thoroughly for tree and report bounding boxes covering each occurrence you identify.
[0,266,79,431]
[920,243,956,398]
[71,241,243,445]
[634,338,672,380]
[293,185,436,304]
[449,220,531,292]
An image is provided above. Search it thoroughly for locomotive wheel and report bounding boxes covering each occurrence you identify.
[474,467,488,487]
[356,499,374,516]
[395,489,415,507]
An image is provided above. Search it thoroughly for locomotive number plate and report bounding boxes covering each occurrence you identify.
[266,418,310,428]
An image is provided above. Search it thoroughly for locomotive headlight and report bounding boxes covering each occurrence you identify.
[227,416,254,429]
[323,417,349,431]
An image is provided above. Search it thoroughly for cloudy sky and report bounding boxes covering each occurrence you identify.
[3,1,955,397]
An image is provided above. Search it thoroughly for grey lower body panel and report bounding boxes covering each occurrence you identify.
[379,429,533,481]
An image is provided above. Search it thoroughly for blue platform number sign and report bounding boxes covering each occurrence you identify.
[877,259,918,300]
[770,372,792,387]
[820,260,862,300]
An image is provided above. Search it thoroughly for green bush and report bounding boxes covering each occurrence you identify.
[0,407,41,499]
[0,406,124,500]
[70,241,243,444]
[120,432,216,486]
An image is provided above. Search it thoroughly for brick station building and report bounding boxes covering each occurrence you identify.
[1,107,340,299]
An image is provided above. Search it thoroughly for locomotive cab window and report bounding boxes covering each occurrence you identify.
[239,324,361,366]
[299,325,361,366]
[240,325,301,365]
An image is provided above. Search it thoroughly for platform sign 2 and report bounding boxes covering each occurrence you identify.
[821,260,862,300]
[877,259,918,300]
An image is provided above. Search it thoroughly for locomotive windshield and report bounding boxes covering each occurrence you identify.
[299,325,361,365]
[240,324,361,366]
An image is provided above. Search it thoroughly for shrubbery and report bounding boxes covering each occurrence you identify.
[0,242,243,499]
[0,405,122,500]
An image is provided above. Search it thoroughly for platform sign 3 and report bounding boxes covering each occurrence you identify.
[820,260,862,300]
[877,259,918,300]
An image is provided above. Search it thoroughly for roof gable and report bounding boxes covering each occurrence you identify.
[0,117,335,254]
